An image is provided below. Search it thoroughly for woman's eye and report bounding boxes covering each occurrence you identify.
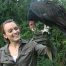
[8,27,19,33]
[14,27,19,30]
[8,29,12,33]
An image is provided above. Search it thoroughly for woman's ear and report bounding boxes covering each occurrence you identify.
[3,34,7,39]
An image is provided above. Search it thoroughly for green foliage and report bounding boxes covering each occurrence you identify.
[37,56,53,66]
[0,0,30,24]
[19,21,33,40]
[0,33,5,47]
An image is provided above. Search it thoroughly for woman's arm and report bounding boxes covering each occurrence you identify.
[35,43,52,61]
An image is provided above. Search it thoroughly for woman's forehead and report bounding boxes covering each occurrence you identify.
[3,22,18,30]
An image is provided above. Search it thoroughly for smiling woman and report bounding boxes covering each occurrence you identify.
[1,19,21,44]
[0,19,52,66]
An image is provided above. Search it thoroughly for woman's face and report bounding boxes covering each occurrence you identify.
[3,22,21,43]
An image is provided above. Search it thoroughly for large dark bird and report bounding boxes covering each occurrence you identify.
[28,1,66,33]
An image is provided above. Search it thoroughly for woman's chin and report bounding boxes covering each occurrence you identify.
[13,37,21,42]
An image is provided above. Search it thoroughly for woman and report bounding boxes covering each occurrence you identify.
[0,19,52,66]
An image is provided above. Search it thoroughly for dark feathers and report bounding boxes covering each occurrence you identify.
[28,1,66,33]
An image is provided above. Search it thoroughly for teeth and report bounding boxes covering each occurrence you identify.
[13,33,20,37]
[14,36,19,37]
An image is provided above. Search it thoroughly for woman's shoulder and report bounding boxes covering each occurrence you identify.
[0,44,7,51]
[28,38,38,47]
[22,38,38,48]
[22,39,29,43]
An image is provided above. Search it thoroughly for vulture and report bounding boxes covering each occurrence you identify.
[28,0,66,33]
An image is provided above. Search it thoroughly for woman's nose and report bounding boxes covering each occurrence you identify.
[13,30,17,34]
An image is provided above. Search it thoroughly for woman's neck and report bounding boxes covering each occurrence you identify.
[9,41,20,48]
[9,41,20,58]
